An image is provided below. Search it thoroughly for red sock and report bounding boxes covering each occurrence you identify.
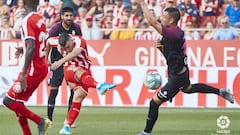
[80,71,97,88]
[16,113,31,135]
[9,101,41,125]
[66,102,81,125]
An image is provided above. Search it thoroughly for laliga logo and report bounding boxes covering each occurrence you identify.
[217,115,230,129]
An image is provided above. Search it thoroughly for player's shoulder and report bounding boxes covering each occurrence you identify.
[24,12,41,21]
[72,22,82,35]
[73,22,81,28]
[47,36,59,45]
[72,35,83,41]
[49,22,62,30]
[22,12,46,30]
[73,36,86,45]
[47,22,62,37]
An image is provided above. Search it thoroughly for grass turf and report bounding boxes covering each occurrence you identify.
[0,106,239,135]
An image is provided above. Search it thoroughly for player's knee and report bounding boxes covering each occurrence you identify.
[181,84,192,93]
[72,88,87,102]
[2,96,13,108]
[49,90,58,100]
[156,90,170,103]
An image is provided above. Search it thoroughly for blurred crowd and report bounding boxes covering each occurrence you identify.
[0,0,239,40]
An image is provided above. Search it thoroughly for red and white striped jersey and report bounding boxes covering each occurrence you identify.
[134,31,152,40]
[48,36,91,69]
[37,5,58,26]
[0,28,16,40]
[112,5,125,18]
[178,14,192,29]
[201,0,218,13]
[37,5,58,18]
[10,7,26,19]
[115,14,140,28]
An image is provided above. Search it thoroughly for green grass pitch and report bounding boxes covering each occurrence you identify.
[0,106,239,135]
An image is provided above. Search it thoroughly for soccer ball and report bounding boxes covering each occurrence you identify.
[144,72,162,90]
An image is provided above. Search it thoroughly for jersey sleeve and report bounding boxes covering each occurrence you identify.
[73,36,86,49]
[21,16,36,40]
[74,23,82,36]
[47,37,59,47]
[47,22,61,38]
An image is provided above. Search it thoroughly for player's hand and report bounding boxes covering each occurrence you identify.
[20,73,27,91]
[155,39,164,52]
[50,61,61,70]
[45,59,51,67]
[15,46,23,59]
[155,39,161,47]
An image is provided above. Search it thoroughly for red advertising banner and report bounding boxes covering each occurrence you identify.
[0,40,239,108]
[0,40,239,67]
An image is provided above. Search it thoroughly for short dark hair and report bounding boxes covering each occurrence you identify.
[60,7,74,15]
[164,7,180,25]
[24,0,39,9]
[58,33,71,47]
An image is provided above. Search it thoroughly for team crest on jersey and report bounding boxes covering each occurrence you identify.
[13,82,23,93]
[72,30,76,35]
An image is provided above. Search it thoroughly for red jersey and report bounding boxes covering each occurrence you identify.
[7,12,48,101]
[21,12,47,73]
[48,36,91,70]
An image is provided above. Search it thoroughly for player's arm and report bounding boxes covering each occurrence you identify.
[50,47,83,70]
[45,39,52,66]
[61,48,83,63]
[21,39,36,90]
[139,0,162,35]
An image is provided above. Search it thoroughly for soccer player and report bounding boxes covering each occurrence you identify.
[2,0,51,135]
[45,6,82,128]
[138,1,235,135]
[47,33,117,134]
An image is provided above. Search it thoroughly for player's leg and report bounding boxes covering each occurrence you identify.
[59,84,87,134]
[3,66,50,134]
[47,67,64,123]
[139,96,161,135]
[65,86,86,126]
[3,72,46,124]
[68,89,74,112]
[2,97,41,124]
[65,80,74,113]
[139,69,190,135]
[182,83,234,103]
[139,83,180,135]
[47,86,59,122]
[3,96,50,135]
[16,113,31,135]
[67,83,76,128]
[74,68,116,95]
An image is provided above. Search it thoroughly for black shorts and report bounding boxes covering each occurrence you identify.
[157,66,191,102]
[49,48,64,87]
[49,65,64,87]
